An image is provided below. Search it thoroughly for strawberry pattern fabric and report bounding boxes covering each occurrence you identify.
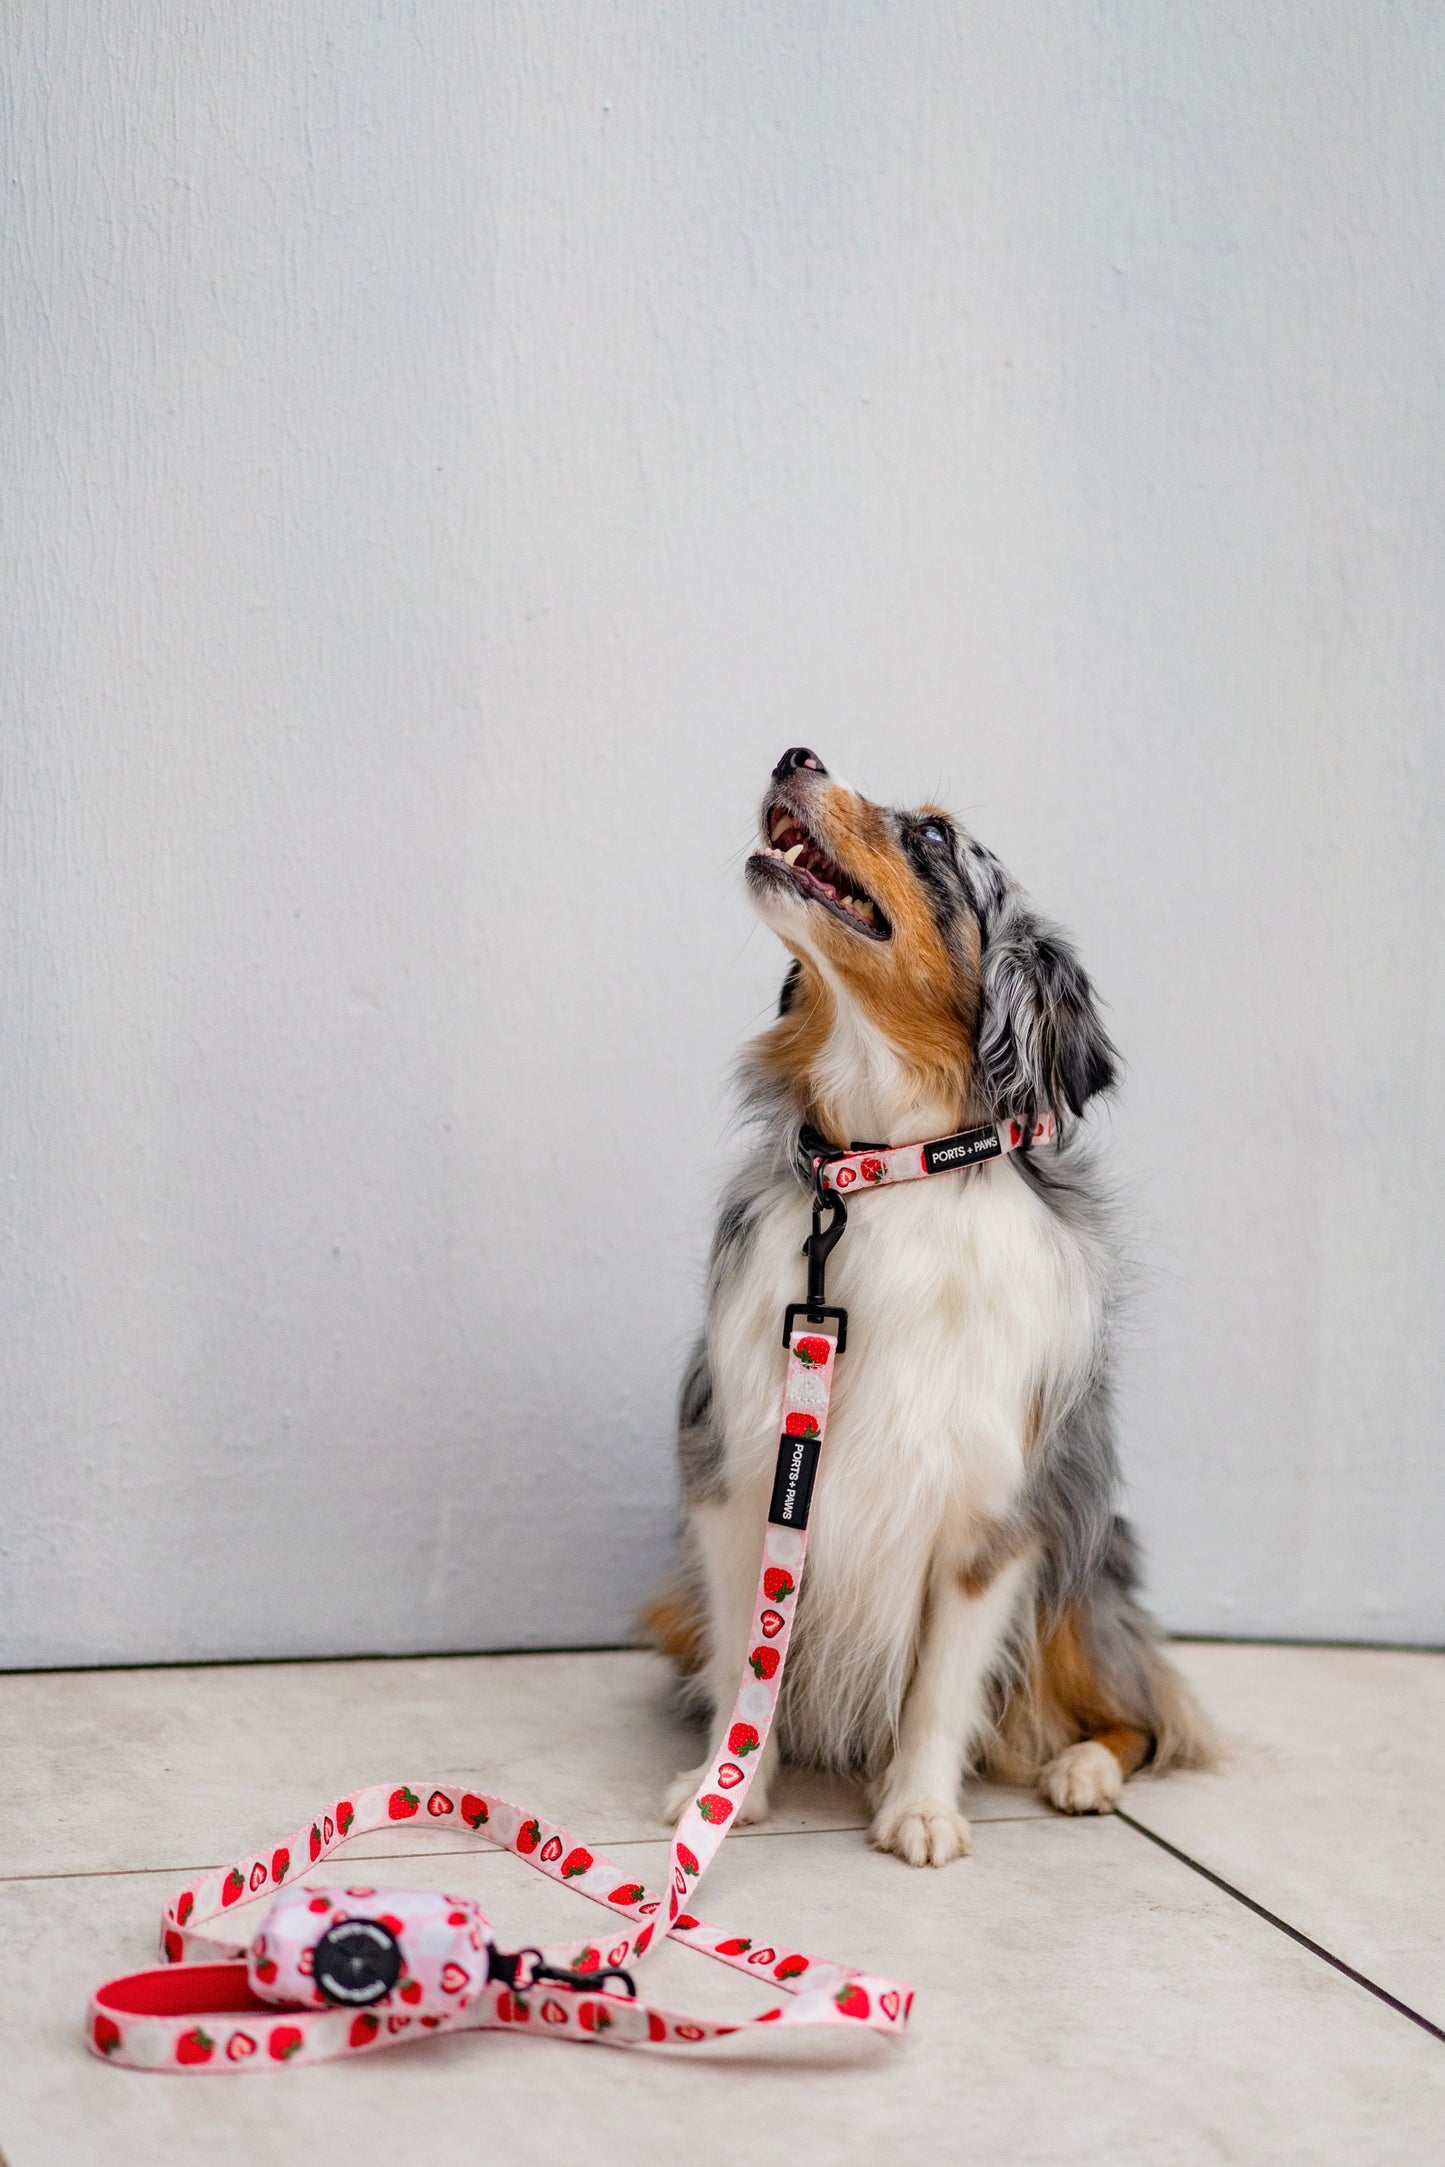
[818,1113,1054,1195]
[84,1320,912,2070]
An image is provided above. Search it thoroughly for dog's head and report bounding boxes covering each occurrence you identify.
[747,747,1117,1136]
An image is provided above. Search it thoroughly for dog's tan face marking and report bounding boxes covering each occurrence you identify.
[748,766,982,1134]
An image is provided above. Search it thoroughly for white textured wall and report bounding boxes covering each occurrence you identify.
[4,4,1443,1667]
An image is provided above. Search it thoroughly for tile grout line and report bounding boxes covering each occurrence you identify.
[0,1812,1060,1889]
[0,1826,874,1887]
[1115,1808,1445,2048]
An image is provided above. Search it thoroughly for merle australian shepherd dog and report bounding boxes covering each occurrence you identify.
[647,747,1211,1866]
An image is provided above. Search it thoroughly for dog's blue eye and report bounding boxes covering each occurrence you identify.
[918,823,947,845]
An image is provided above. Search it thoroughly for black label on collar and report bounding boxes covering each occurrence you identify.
[768,1427,821,1529]
[922,1125,1002,1174]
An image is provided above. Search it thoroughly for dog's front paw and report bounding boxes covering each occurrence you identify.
[1042,1739,1123,1814]
[869,1797,971,1868]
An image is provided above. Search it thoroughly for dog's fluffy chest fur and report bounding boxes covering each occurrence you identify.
[706,1155,1101,1769]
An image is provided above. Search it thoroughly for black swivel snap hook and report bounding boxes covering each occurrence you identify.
[488,1945,637,2000]
[781,1148,850,1352]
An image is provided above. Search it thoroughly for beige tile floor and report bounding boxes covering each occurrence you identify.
[0,1642,1441,2166]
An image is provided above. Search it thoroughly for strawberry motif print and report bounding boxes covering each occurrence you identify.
[91,1212,921,2072]
[817,1113,1052,1197]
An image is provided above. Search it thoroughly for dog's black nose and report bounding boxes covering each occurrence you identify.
[772,747,828,781]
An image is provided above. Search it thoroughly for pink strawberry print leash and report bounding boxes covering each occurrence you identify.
[86,1328,909,2069]
[85,1119,1045,2072]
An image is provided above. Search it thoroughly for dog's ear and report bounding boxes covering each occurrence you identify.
[975,895,1118,1129]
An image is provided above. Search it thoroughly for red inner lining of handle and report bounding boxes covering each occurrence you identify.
[96,1964,300,2018]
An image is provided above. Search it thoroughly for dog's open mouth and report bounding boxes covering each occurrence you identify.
[751,803,892,939]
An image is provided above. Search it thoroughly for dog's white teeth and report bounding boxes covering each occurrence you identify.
[770,812,791,842]
[857,899,875,920]
[783,843,805,865]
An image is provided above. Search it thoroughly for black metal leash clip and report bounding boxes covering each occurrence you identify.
[783,1127,852,1352]
[489,1945,637,1999]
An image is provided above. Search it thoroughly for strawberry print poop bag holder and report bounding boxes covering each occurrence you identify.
[82,1127,1048,2070]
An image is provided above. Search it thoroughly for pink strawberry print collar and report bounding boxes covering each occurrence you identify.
[815,1113,1054,1195]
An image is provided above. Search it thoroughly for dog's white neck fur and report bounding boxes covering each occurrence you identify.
[806,955,957,1144]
